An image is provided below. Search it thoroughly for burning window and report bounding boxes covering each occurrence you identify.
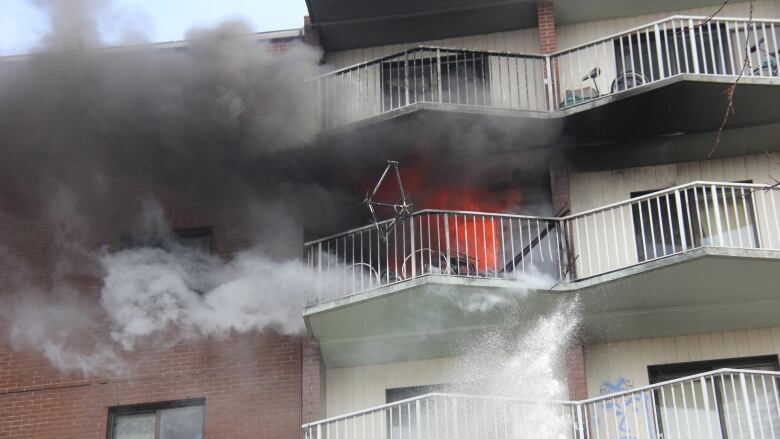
[108,399,204,439]
[381,52,490,111]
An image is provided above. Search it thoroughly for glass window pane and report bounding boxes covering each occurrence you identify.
[160,405,204,439]
[113,412,156,439]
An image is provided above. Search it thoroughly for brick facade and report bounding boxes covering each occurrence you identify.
[536,0,558,54]
[565,334,589,401]
[0,191,323,438]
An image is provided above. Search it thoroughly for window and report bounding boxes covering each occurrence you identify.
[381,52,490,111]
[630,183,757,262]
[385,384,448,437]
[174,226,214,253]
[108,399,205,439]
[648,356,779,439]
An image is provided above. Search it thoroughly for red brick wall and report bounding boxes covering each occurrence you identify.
[0,333,311,439]
[565,337,589,401]
[536,0,558,54]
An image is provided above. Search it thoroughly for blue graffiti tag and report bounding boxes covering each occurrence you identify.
[595,378,655,439]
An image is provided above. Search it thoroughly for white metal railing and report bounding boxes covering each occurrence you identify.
[304,182,780,303]
[308,16,780,129]
[565,181,780,279]
[309,46,549,130]
[552,15,780,109]
[305,210,566,304]
[302,369,780,439]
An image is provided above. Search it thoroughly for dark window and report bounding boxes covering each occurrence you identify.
[648,356,779,438]
[385,384,448,437]
[381,52,490,111]
[174,226,213,253]
[108,399,205,439]
[630,183,757,262]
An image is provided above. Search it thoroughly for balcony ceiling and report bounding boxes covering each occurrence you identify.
[306,0,732,51]
[306,0,539,51]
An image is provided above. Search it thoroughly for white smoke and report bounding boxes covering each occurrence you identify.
[101,243,328,351]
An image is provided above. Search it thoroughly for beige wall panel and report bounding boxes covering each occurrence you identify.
[585,327,780,397]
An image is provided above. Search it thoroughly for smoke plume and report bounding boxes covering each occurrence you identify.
[0,0,562,376]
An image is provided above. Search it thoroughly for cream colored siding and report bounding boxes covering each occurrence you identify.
[325,357,463,417]
[570,153,780,210]
[585,327,780,397]
[325,29,541,69]
[557,0,780,50]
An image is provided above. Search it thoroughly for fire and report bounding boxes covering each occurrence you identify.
[363,160,522,276]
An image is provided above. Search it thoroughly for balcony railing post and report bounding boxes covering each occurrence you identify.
[739,372,758,439]
[710,185,725,246]
[404,52,410,107]
[415,399,422,438]
[437,49,443,103]
[674,189,688,251]
[700,377,717,439]
[410,217,417,278]
[317,242,323,303]
[545,55,556,111]
[654,24,666,79]
[576,403,585,439]
[689,18,701,74]
[444,214,452,275]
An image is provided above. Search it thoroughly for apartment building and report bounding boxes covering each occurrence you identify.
[301,0,780,438]
[2,1,780,438]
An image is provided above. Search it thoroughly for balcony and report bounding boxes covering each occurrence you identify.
[304,182,780,367]
[303,368,780,439]
[309,16,780,142]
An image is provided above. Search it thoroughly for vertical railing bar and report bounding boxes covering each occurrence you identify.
[711,185,725,246]
[760,375,774,438]
[694,20,709,74]
[627,33,636,88]
[725,20,736,75]
[500,218,507,278]
[646,27,656,80]
[751,375,767,439]
[518,218,526,272]
[474,215,480,275]
[721,186,734,247]
[662,21,672,77]
[700,377,715,439]
[740,373,758,439]
[656,196,667,256]
[702,186,713,244]
[583,215,592,275]
[509,218,516,275]
[665,193,677,253]
[675,190,689,251]
[681,380,692,438]
[707,21,717,74]
[730,373,745,437]
[647,199,658,259]
[528,217,536,266]
[535,219,545,263]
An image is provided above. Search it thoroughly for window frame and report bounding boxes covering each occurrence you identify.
[647,355,779,439]
[107,398,206,439]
